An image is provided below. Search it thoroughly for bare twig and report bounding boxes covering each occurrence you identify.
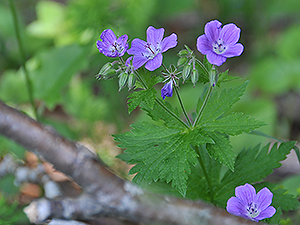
[0,100,261,225]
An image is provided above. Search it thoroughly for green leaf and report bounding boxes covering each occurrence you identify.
[197,81,249,124]
[186,145,222,201]
[127,88,156,113]
[31,45,88,109]
[206,132,235,171]
[216,69,240,87]
[202,112,267,135]
[115,122,213,196]
[140,100,183,129]
[214,141,296,207]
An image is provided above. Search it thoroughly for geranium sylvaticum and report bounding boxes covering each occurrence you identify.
[197,20,244,66]
[96,29,129,57]
[127,26,178,71]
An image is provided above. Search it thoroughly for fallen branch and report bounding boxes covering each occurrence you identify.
[0,100,260,225]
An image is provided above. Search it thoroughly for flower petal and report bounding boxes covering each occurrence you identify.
[132,55,148,69]
[127,38,147,55]
[161,33,177,53]
[255,206,276,221]
[196,34,211,55]
[145,53,162,71]
[206,51,226,66]
[226,197,248,217]
[256,187,273,211]
[161,80,173,100]
[235,183,256,206]
[204,20,222,44]
[220,23,241,46]
[147,26,164,47]
[100,29,116,45]
[125,56,133,67]
[222,43,244,58]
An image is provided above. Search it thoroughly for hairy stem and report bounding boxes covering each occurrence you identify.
[9,0,38,120]
[173,85,192,127]
[194,145,214,203]
[193,85,213,127]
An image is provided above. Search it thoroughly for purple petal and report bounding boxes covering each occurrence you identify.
[255,206,276,221]
[196,34,212,55]
[100,29,116,45]
[147,26,164,47]
[255,187,273,211]
[220,23,241,46]
[235,183,256,206]
[127,38,147,55]
[116,34,129,56]
[145,53,162,71]
[161,33,177,53]
[132,55,148,69]
[125,56,133,67]
[222,43,244,58]
[204,20,222,44]
[226,197,247,217]
[206,51,226,66]
[161,80,173,100]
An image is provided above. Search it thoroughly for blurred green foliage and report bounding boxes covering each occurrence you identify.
[1,0,300,223]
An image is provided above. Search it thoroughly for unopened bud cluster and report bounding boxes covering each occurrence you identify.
[177,45,201,87]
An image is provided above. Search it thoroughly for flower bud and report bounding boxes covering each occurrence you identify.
[177,57,187,67]
[191,68,199,87]
[100,62,112,74]
[127,73,136,90]
[177,49,188,57]
[118,72,128,91]
[182,63,191,83]
[209,67,216,87]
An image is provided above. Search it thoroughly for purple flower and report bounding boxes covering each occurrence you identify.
[127,26,177,71]
[161,80,173,100]
[226,183,276,222]
[96,29,129,57]
[197,20,244,66]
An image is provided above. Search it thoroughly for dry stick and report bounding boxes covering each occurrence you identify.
[0,100,260,225]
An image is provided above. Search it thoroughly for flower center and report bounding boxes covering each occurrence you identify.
[144,43,160,59]
[246,202,260,219]
[112,42,124,54]
[212,38,227,54]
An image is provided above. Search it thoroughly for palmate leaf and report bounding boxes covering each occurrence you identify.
[115,122,214,196]
[214,141,296,207]
[186,145,222,201]
[197,81,249,123]
[202,112,267,135]
[127,88,156,114]
[127,70,161,113]
[206,132,235,171]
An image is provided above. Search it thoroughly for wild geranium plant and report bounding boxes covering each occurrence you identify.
[96,20,299,223]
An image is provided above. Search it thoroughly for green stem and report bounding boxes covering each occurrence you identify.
[193,85,213,127]
[155,98,189,129]
[132,69,189,129]
[194,145,214,203]
[173,86,192,127]
[9,0,38,120]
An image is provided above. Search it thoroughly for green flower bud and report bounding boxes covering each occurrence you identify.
[209,67,216,87]
[191,68,199,87]
[177,57,188,67]
[182,63,192,83]
[127,73,136,90]
[177,49,189,57]
[118,72,128,91]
